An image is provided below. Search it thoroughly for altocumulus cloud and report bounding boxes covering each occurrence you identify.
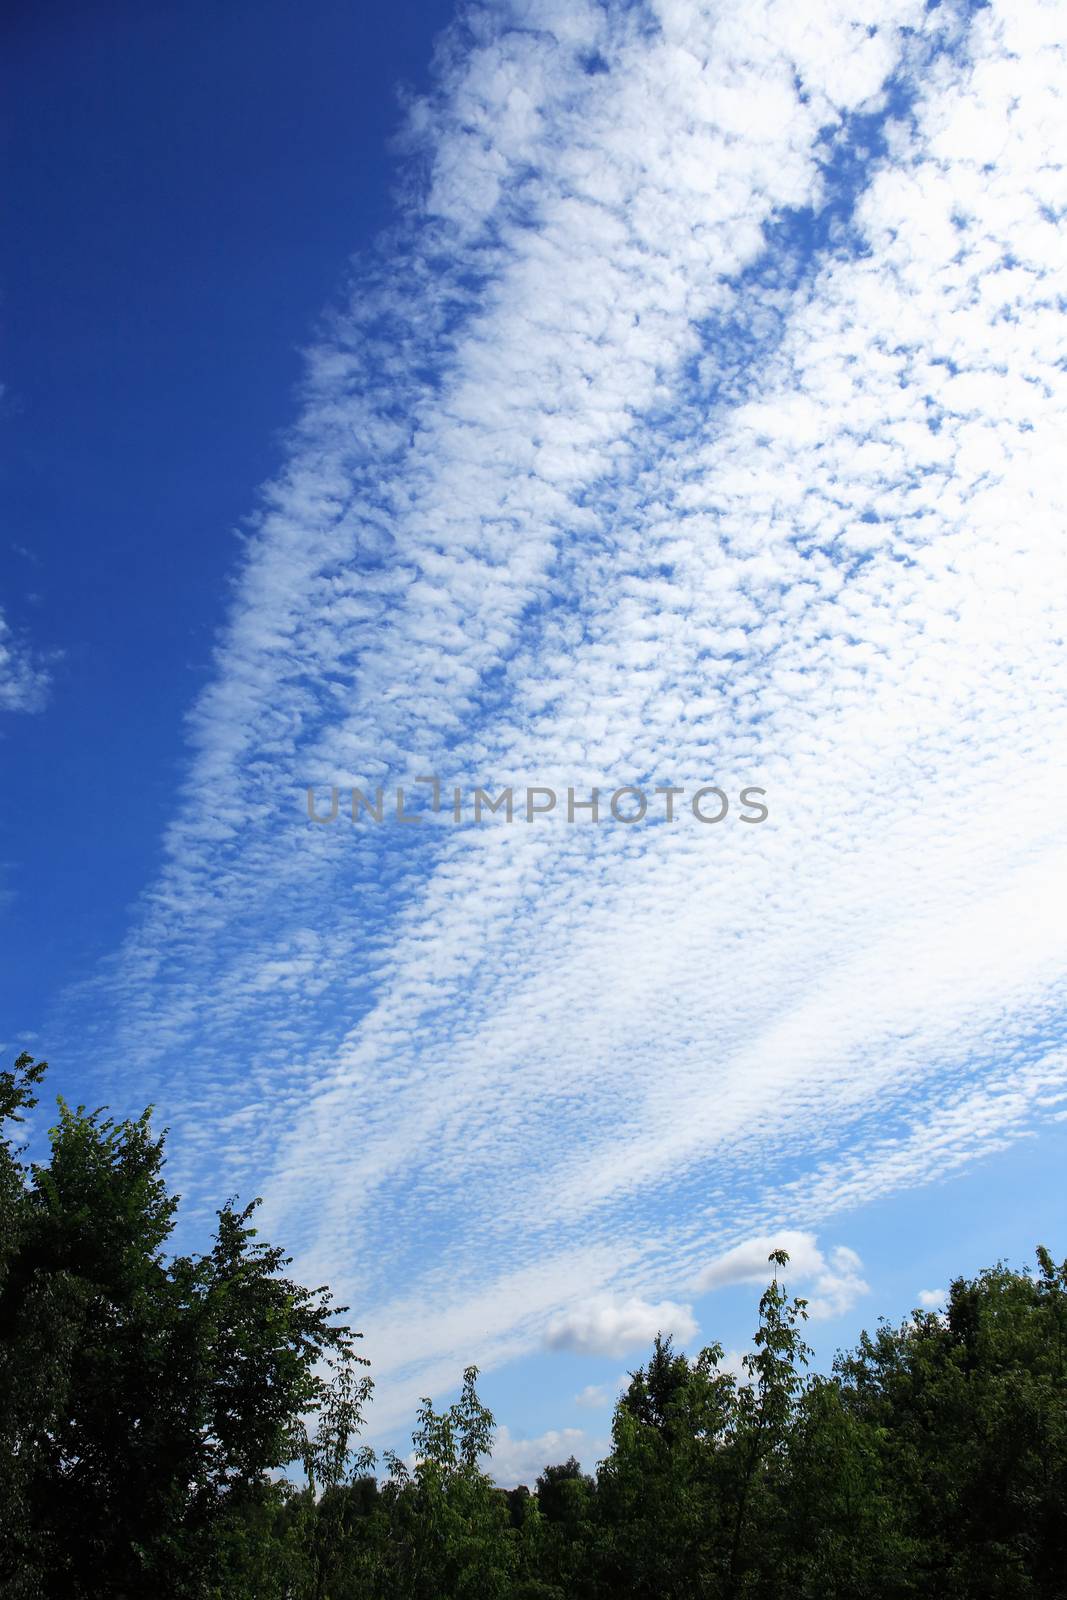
[68,0,1067,1441]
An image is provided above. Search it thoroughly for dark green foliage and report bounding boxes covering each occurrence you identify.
[3,1051,1067,1598]
[830,1250,1067,1598]
[593,1262,813,1600]
[369,1367,519,1600]
[0,1054,364,1600]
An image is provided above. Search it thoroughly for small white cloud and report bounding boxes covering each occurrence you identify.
[917,1287,947,1309]
[717,1348,752,1385]
[696,1230,825,1291]
[574,1384,609,1409]
[806,1247,868,1320]
[545,1294,698,1357]
[489,1424,601,1488]
[696,1231,868,1321]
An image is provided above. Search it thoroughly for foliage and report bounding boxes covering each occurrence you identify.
[372,1366,518,1599]
[0,1053,362,1599]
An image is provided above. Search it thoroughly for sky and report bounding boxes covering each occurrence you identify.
[2,0,1066,1487]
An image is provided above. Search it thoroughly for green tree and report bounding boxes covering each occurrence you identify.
[718,1249,813,1599]
[596,1333,738,1599]
[299,1357,377,1600]
[8,1052,1067,1600]
[377,1366,517,1600]
[523,1457,597,1599]
[0,1053,363,1600]
[769,1373,911,1599]
[0,1050,55,1598]
[834,1250,1067,1598]
[592,1254,814,1600]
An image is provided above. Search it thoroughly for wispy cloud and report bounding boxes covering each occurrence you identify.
[69,0,1067,1440]
[0,609,49,713]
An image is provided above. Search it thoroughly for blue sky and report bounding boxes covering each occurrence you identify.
[3,0,1066,1486]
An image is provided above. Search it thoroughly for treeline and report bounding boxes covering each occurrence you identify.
[2,1053,1065,1599]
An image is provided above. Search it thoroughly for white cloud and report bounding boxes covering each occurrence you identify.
[717,1348,752,1385]
[545,1294,698,1358]
[574,1384,611,1409]
[806,1248,870,1321]
[697,1232,869,1320]
[489,1424,605,1488]
[918,1287,948,1309]
[696,1231,828,1291]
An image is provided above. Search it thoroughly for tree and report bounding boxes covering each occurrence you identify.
[0,1050,56,1598]
[718,1249,813,1599]
[833,1249,1067,1598]
[770,1373,911,1599]
[521,1457,597,1599]
[0,1053,363,1599]
[299,1356,377,1600]
[596,1333,738,1599]
[592,1254,814,1600]
[377,1366,518,1600]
